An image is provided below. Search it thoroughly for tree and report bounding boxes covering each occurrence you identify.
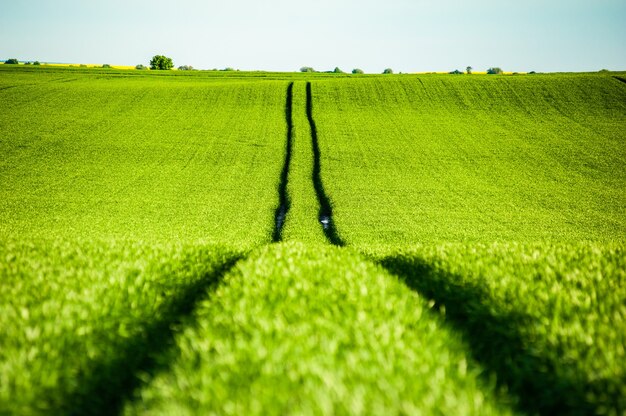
[4,58,19,65]
[466,66,473,74]
[383,68,393,74]
[300,66,315,73]
[449,69,463,74]
[33,61,41,66]
[102,64,111,68]
[486,67,503,74]
[333,67,344,74]
[178,65,194,70]
[136,64,146,70]
[150,55,174,70]
[352,68,364,74]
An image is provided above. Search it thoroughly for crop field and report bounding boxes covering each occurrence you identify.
[1,65,625,415]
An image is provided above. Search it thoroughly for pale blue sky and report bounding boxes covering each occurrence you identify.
[1,0,625,73]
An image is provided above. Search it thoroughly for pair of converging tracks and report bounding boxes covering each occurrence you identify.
[273,82,344,246]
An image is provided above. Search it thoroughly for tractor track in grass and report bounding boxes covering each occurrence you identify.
[272,82,294,242]
[65,255,244,416]
[379,254,610,416]
[306,82,345,246]
[613,76,626,85]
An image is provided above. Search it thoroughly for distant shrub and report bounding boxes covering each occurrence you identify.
[178,65,194,71]
[102,64,111,68]
[79,64,87,68]
[383,68,393,74]
[150,55,174,70]
[529,71,536,74]
[300,67,315,73]
[598,69,610,73]
[486,67,503,75]
[352,68,364,74]
[24,61,32,65]
[222,67,235,71]
[33,61,41,66]
[466,66,473,74]
[449,69,463,74]
[4,58,19,65]
[333,67,344,74]
[135,64,146,70]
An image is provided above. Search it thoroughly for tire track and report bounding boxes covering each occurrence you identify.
[613,76,626,85]
[65,255,244,416]
[272,82,294,242]
[306,82,345,246]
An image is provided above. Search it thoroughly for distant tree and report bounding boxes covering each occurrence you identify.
[4,58,19,65]
[178,65,194,70]
[352,68,364,74]
[466,66,473,74]
[383,68,393,74]
[102,64,111,68]
[529,71,536,74]
[300,66,315,73]
[486,67,503,74]
[598,69,610,73]
[79,64,87,68]
[449,69,463,74]
[33,61,41,66]
[333,67,344,74]
[135,64,146,70]
[150,55,174,70]
[222,67,235,71]
[24,61,32,65]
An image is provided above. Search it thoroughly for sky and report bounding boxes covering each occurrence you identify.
[1,0,625,73]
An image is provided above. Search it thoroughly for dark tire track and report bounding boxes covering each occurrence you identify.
[306,82,345,246]
[65,256,244,416]
[613,76,626,85]
[272,82,294,242]
[379,256,604,416]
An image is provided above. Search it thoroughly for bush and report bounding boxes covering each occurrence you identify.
[449,69,463,75]
[383,68,393,74]
[466,66,473,74]
[222,67,235,71]
[333,67,344,74]
[150,55,174,70]
[24,62,31,65]
[33,61,40,66]
[178,65,194,71]
[4,58,19,65]
[102,64,111,68]
[135,64,146,70]
[300,67,315,73]
[79,64,87,68]
[486,67,503,75]
[352,68,364,74]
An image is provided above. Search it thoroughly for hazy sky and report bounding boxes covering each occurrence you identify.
[1,0,625,73]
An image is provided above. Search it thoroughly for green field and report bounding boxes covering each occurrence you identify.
[1,66,625,415]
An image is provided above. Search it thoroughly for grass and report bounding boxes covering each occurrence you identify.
[1,66,624,414]
[0,238,241,414]
[0,67,289,245]
[373,242,626,414]
[312,74,626,243]
[123,243,512,416]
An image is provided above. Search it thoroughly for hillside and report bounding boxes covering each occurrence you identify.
[1,66,624,415]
